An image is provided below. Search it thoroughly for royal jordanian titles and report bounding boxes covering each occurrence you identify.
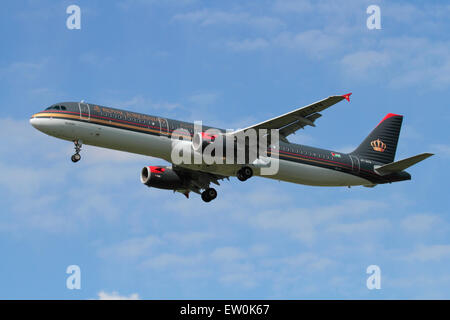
[30,93,433,202]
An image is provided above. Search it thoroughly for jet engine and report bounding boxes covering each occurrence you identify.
[140,166,185,190]
[191,131,220,153]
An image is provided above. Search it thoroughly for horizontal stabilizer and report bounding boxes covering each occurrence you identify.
[374,153,434,175]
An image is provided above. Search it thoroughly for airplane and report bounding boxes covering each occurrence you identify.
[30,93,433,202]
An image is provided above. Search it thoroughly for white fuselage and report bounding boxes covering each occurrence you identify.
[30,116,372,187]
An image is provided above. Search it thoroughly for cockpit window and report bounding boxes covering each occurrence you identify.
[45,105,67,111]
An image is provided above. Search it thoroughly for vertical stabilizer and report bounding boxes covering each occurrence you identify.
[351,113,403,164]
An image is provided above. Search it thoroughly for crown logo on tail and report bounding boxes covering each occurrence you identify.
[371,138,386,152]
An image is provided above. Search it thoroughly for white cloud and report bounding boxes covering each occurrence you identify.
[278,252,334,272]
[0,117,155,234]
[188,92,219,106]
[81,146,152,165]
[431,144,450,159]
[186,3,450,91]
[97,291,140,300]
[218,264,260,288]
[172,9,284,30]
[335,34,450,89]
[341,50,390,75]
[226,38,269,52]
[378,37,450,89]
[100,235,161,259]
[118,0,196,10]
[401,125,424,142]
[0,162,66,196]
[163,231,215,245]
[401,214,442,234]
[384,2,450,26]
[242,198,387,244]
[404,244,450,262]
[273,0,314,13]
[211,247,245,262]
[141,253,205,269]
[1,60,47,80]
[274,30,342,58]
[79,52,114,67]
[242,185,292,207]
[326,218,391,235]
[117,95,182,112]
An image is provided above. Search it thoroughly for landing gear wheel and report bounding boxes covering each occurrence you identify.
[70,153,81,162]
[201,188,217,202]
[201,192,210,202]
[71,140,83,163]
[237,171,246,181]
[71,154,81,163]
[242,166,253,179]
[237,166,253,181]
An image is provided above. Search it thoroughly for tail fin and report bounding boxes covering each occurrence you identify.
[351,113,403,164]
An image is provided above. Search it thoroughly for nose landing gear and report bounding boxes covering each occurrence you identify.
[71,140,82,163]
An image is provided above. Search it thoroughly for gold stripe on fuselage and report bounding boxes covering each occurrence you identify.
[32,112,167,137]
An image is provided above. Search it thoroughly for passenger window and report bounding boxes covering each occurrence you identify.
[60,106,66,110]
[54,106,60,110]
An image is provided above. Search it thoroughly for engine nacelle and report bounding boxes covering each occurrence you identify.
[192,132,232,157]
[192,131,219,153]
[140,166,185,190]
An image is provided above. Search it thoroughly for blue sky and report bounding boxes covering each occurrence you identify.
[0,0,449,299]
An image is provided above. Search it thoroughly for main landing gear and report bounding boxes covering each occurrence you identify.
[237,166,253,182]
[71,140,82,163]
[201,188,217,203]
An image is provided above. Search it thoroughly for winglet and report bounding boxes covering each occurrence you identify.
[342,92,352,102]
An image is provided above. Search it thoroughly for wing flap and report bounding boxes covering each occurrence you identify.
[279,113,322,137]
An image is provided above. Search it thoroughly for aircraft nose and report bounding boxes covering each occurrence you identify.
[29,114,47,132]
[30,115,40,129]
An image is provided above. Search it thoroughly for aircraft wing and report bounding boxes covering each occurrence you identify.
[229,93,352,142]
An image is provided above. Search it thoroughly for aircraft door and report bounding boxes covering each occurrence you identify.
[349,155,360,173]
[79,102,90,120]
[158,117,169,137]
